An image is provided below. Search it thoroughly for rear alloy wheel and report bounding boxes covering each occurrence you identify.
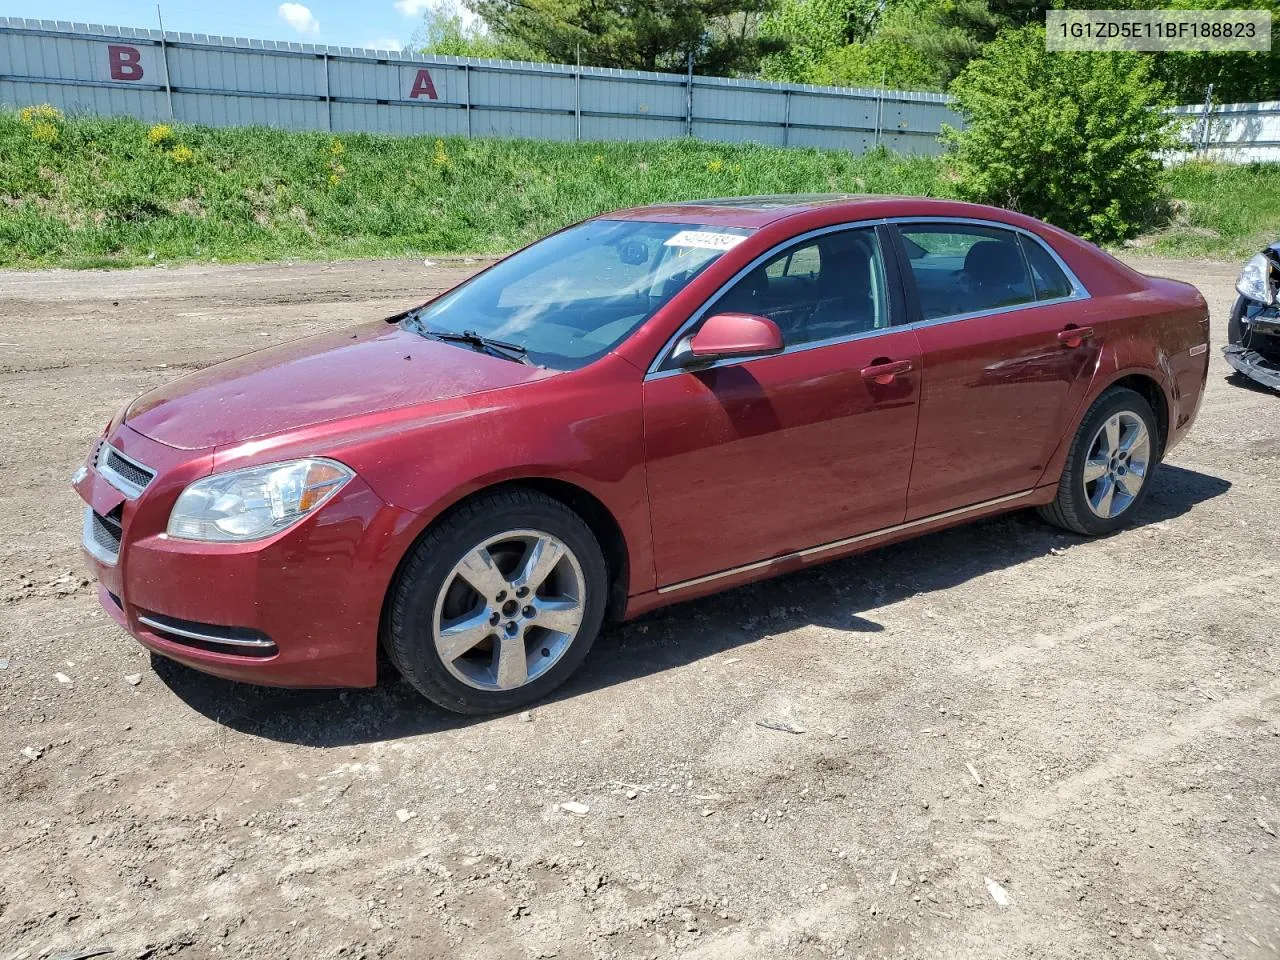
[386,489,607,714]
[1038,387,1160,536]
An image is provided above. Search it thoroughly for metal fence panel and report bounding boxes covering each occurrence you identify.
[581,75,684,122]
[1,78,170,121]
[581,114,684,141]
[7,15,1265,163]
[1170,99,1280,163]
[0,16,965,151]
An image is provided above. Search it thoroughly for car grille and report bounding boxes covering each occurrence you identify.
[84,505,123,565]
[96,443,155,499]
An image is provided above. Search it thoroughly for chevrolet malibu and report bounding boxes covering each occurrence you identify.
[74,195,1210,714]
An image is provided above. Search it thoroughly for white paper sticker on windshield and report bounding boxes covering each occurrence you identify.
[663,230,746,251]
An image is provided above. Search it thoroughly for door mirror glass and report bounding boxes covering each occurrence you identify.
[683,312,784,364]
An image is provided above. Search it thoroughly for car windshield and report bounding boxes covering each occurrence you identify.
[402,219,752,369]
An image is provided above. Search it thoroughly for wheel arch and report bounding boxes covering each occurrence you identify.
[1038,365,1172,490]
[1106,372,1170,458]
[379,477,632,641]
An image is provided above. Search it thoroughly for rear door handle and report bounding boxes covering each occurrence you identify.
[860,359,913,385]
[1058,326,1095,348]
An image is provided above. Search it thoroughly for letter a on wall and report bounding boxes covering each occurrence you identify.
[408,69,439,100]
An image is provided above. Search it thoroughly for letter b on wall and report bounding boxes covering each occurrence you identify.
[103,44,150,82]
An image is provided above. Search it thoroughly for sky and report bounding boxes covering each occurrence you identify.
[1,0,480,51]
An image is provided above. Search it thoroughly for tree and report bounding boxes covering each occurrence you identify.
[760,0,943,88]
[810,31,941,89]
[412,2,528,59]
[905,0,1052,85]
[466,0,784,73]
[758,0,882,80]
[1067,0,1280,103]
[944,25,1179,243]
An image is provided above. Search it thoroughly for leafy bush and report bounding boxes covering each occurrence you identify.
[944,26,1181,243]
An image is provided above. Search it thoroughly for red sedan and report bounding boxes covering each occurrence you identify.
[73,195,1210,713]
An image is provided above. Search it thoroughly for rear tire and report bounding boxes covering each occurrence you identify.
[1038,387,1160,536]
[385,489,608,714]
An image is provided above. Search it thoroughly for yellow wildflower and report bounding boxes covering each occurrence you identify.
[30,121,60,145]
[433,139,451,168]
[169,144,195,164]
[20,104,63,125]
[147,123,174,146]
[706,158,724,173]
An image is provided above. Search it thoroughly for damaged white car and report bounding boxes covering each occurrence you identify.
[1227,243,1280,391]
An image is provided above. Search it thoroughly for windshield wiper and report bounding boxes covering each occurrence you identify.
[405,315,533,365]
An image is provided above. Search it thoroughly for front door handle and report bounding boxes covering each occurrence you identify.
[860,359,913,385]
[1058,326,1095,348]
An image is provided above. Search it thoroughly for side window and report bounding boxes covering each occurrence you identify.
[711,227,890,348]
[898,224,1035,320]
[1019,234,1075,300]
[765,244,821,281]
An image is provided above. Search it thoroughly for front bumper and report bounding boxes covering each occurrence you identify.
[74,424,419,688]
[1226,297,1280,392]
[1224,344,1280,391]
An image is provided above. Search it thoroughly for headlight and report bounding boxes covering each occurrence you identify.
[1236,252,1275,305]
[167,458,353,542]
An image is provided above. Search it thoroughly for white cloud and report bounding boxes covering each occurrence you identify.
[394,0,481,28]
[278,2,320,35]
[365,37,405,51]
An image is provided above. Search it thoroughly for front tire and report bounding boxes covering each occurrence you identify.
[385,489,608,714]
[1038,387,1160,536]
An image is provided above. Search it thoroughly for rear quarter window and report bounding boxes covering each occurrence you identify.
[1018,234,1076,300]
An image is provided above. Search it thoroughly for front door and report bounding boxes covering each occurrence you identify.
[642,225,923,589]
[893,221,1102,520]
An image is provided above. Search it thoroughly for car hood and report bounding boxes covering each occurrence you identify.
[125,321,555,450]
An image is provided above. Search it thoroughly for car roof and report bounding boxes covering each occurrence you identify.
[601,193,890,229]
[601,193,925,228]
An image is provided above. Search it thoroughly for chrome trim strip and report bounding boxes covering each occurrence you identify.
[136,614,276,650]
[655,489,1036,595]
[96,443,154,500]
[1189,343,1208,357]
[643,215,1093,379]
[82,506,118,567]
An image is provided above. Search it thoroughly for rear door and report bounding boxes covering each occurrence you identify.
[891,220,1101,520]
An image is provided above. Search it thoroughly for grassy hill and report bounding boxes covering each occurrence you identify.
[0,110,946,268]
[0,108,1276,268]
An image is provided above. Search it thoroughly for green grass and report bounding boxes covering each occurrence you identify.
[1,110,1276,268]
[1138,160,1280,261]
[0,111,949,268]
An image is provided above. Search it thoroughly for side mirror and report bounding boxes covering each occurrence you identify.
[679,313,784,366]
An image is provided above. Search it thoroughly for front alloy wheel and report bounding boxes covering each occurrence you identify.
[385,489,608,714]
[434,531,586,691]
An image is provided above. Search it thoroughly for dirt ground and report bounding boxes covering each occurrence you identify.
[1,254,1278,960]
